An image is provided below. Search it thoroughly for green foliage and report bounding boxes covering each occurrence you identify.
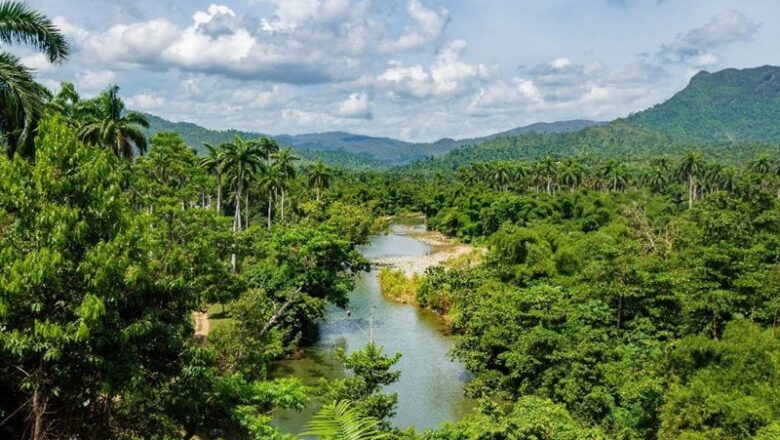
[426,397,607,440]
[319,342,402,429]
[378,267,422,303]
[659,320,780,440]
[0,117,202,438]
[77,85,150,159]
[302,400,390,440]
[0,1,69,158]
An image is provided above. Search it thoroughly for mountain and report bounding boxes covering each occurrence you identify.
[628,65,780,143]
[422,119,603,152]
[402,66,780,172]
[144,113,600,167]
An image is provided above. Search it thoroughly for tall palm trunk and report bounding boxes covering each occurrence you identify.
[280,188,285,222]
[231,180,242,273]
[267,190,273,229]
[688,174,694,209]
[244,189,249,228]
[216,174,222,213]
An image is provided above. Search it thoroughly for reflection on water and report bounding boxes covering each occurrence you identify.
[271,220,475,433]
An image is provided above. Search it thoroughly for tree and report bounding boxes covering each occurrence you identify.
[677,152,705,208]
[271,148,300,222]
[257,164,283,229]
[536,156,558,194]
[559,157,584,191]
[200,142,226,212]
[0,117,202,439]
[258,136,280,160]
[318,342,402,429]
[0,1,69,158]
[221,136,264,271]
[309,161,334,201]
[77,85,149,159]
[748,154,775,191]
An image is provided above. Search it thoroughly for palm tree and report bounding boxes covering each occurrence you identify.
[271,148,300,222]
[200,142,226,212]
[490,162,511,192]
[748,154,774,191]
[301,400,389,440]
[308,161,333,201]
[48,81,80,124]
[78,85,149,159]
[257,165,283,229]
[702,163,723,198]
[258,136,279,160]
[645,167,668,194]
[559,158,583,191]
[221,136,264,271]
[0,1,70,158]
[537,156,557,195]
[677,152,705,208]
[508,164,527,191]
[717,166,740,195]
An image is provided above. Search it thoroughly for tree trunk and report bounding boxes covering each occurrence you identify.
[280,188,285,222]
[316,186,320,202]
[267,191,273,229]
[688,174,694,209]
[216,174,222,213]
[244,190,249,229]
[232,181,242,273]
[31,360,46,440]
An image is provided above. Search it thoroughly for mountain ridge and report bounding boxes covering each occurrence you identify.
[144,113,601,167]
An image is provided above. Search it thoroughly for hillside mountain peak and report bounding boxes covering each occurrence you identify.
[628,65,780,143]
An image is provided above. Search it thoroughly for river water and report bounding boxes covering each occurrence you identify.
[272,220,475,433]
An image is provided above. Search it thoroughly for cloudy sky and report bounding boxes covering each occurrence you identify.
[19,0,780,141]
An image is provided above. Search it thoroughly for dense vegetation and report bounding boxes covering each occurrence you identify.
[380,156,780,439]
[2,4,780,440]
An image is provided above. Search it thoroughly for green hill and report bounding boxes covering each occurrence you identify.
[404,66,780,172]
[144,112,600,167]
[628,65,780,143]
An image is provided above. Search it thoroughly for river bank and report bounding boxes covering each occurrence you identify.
[271,218,477,432]
[373,222,482,307]
[372,226,480,277]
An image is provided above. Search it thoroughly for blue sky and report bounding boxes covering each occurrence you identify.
[20,0,780,141]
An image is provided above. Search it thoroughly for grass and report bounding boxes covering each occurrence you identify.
[378,267,422,304]
[206,302,234,332]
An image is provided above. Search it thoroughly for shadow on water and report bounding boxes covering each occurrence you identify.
[271,219,476,434]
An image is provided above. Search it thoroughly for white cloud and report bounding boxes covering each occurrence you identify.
[77,69,117,93]
[21,53,56,73]
[126,92,166,110]
[337,92,373,119]
[380,0,449,52]
[59,2,381,84]
[659,10,761,65]
[378,40,492,99]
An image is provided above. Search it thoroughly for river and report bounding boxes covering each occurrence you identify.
[272,219,475,434]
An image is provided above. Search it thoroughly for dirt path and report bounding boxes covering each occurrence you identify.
[194,311,210,337]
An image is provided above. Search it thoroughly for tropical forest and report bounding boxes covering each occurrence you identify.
[1,1,779,440]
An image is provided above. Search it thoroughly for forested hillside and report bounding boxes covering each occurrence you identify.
[145,113,602,167]
[145,113,385,169]
[628,65,780,143]
[407,120,780,173]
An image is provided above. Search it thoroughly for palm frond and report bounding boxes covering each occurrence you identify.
[0,1,70,62]
[0,52,47,157]
[301,401,389,440]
